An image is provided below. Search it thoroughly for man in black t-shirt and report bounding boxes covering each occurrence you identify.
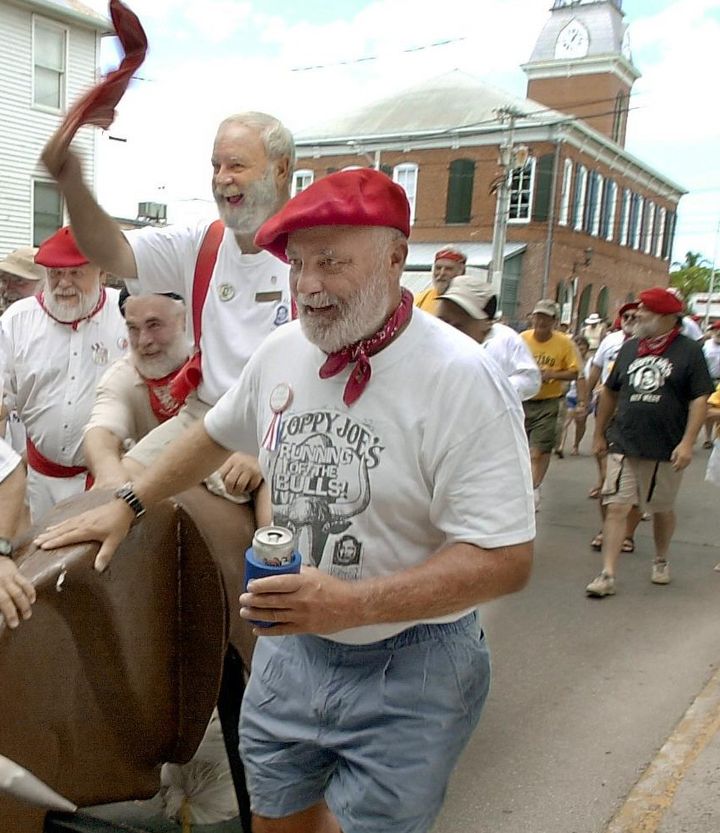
[586,287,713,598]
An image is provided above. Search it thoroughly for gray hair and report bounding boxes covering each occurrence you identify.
[217,111,296,175]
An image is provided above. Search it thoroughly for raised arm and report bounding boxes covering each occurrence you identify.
[41,132,137,278]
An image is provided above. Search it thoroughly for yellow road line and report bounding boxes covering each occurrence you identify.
[605,663,720,833]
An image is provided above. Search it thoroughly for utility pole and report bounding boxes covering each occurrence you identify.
[489,107,527,295]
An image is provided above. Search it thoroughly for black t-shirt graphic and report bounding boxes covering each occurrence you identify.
[606,334,714,460]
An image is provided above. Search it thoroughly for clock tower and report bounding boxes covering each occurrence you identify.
[521,0,640,147]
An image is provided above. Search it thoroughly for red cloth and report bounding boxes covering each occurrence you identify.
[26,437,93,489]
[637,325,682,358]
[140,370,184,422]
[35,286,107,330]
[53,0,147,155]
[35,226,89,267]
[434,248,466,263]
[255,169,411,262]
[318,288,413,406]
[638,288,683,315]
[168,352,203,406]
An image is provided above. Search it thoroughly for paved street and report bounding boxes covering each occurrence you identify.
[434,439,720,833]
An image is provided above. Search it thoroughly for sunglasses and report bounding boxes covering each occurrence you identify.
[622,313,636,321]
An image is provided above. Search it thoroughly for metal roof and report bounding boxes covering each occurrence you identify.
[405,242,526,271]
[295,71,561,143]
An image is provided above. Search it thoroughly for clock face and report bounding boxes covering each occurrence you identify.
[555,20,590,59]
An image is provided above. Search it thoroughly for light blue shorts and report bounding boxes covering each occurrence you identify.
[239,613,490,833]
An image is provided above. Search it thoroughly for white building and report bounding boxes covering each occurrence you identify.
[0,0,109,256]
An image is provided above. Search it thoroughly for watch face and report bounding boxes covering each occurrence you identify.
[0,538,13,557]
[555,20,590,59]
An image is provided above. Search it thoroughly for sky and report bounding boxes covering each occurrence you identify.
[81,0,720,266]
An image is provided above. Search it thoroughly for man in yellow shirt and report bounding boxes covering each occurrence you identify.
[521,299,580,509]
[414,247,466,313]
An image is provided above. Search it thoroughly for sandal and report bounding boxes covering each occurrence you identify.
[590,532,603,551]
[622,537,635,553]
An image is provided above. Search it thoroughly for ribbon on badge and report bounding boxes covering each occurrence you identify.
[262,383,293,452]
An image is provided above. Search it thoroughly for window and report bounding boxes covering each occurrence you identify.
[559,159,573,226]
[602,180,617,241]
[655,206,666,258]
[533,154,555,223]
[661,210,676,260]
[572,165,587,231]
[644,201,655,254]
[619,188,630,246]
[631,195,644,249]
[586,172,603,236]
[445,159,475,224]
[33,181,63,246]
[597,286,609,320]
[393,163,418,223]
[612,92,628,145]
[508,158,535,222]
[33,19,66,110]
[292,170,314,197]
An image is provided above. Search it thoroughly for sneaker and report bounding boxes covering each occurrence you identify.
[651,561,670,585]
[586,571,615,597]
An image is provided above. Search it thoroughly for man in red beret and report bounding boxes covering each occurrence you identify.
[37,169,534,833]
[586,287,714,598]
[414,246,467,313]
[0,227,127,520]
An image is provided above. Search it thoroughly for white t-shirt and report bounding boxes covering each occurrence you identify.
[681,316,703,341]
[205,311,535,645]
[482,322,541,401]
[126,221,291,405]
[1,289,127,466]
[702,338,720,379]
[0,436,20,484]
[592,329,626,385]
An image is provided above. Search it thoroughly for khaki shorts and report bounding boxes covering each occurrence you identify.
[523,397,561,453]
[601,453,683,513]
[124,393,250,504]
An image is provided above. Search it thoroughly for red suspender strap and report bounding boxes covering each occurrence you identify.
[168,220,224,406]
[191,219,225,347]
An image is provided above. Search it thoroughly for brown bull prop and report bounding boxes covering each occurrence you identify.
[0,487,256,832]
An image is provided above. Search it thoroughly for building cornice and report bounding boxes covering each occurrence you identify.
[521,54,641,87]
[9,0,112,33]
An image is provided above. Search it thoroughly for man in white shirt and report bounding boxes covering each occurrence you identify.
[0,437,33,630]
[435,275,541,401]
[37,169,534,833]
[41,111,294,496]
[1,227,127,520]
[0,246,45,313]
[701,322,720,447]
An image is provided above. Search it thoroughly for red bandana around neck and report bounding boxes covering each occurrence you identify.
[36,287,107,330]
[139,368,184,423]
[636,324,681,358]
[319,288,413,406]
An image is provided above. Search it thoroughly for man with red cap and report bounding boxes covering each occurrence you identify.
[414,246,466,313]
[41,112,294,501]
[37,169,534,833]
[586,287,713,598]
[0,227,127,520]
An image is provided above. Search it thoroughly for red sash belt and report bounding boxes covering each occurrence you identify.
[26,437,94,489]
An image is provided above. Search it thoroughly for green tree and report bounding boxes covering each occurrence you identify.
[669,251,713,300]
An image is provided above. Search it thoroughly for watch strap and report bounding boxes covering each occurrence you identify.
[114,483,146,519]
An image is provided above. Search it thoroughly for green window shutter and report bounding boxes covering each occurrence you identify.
[380,164,393,177]
[533,154,554,222]
[445,159,475,224]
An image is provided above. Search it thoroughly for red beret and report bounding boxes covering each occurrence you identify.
[711,320,720,331]
[255,169,411,262]
[638,287,683,316]
[35,227,89,268]
[435,247,466,263]
[618,301,639,318]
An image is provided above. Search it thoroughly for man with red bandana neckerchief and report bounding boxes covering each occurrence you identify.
[36,169,534,833]
[0,227,127,521]
[587,287,714,598]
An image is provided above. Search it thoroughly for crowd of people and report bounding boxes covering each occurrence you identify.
[0,109,717,831]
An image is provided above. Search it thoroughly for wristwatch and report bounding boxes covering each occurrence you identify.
[0,537,13,557]
[113,482,147,520]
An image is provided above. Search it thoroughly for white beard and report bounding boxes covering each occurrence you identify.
[133,336,191,379]
[43,282,100,323]
[297,270,393,354]
[214,166,278,236]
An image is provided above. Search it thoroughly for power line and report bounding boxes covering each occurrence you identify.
[290,37,466,72]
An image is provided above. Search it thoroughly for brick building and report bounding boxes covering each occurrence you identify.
[293,0,684,328]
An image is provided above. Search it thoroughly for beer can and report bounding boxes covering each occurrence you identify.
[252,526,295,567]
